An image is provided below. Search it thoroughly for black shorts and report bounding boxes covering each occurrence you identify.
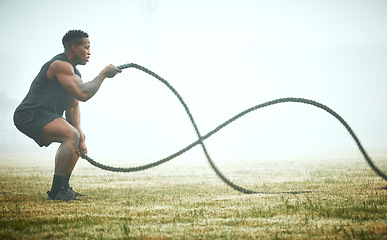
[13,110,62,147]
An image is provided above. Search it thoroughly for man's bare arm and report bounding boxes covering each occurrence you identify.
[47,61,121,102]
[65,99,87,155]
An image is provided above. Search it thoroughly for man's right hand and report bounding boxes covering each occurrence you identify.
[102,64,122,78]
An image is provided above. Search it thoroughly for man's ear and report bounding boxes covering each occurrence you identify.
[71,44,78,53]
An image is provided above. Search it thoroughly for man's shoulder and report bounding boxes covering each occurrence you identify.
[45,54,70,70]
[47,57,74,79]
[50,58,73,71]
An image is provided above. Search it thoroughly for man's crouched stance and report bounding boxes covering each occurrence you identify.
[13,30,121,201]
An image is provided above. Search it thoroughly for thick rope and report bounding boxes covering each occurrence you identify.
[81,63,387,194]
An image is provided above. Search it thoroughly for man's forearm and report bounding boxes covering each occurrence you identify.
[78,73,106,102]
[77,64,120,102]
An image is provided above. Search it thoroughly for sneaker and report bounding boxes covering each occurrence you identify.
[47,189,81,201]
[66,187,86,198]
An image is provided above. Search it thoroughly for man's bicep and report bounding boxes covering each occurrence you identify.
[53,63,84,98]
[57,72,83,92]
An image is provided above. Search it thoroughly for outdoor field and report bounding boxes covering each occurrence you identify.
[0,150,386,239]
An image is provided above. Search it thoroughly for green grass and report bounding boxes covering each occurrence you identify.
[0,152,386,239]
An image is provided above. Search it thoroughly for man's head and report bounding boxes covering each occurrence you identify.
[62,30,90,65]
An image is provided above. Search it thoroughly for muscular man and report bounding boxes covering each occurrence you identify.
[14,30,122,201]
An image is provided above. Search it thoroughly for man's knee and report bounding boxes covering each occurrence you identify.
[65,127,80,145]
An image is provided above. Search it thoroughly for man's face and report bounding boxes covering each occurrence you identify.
[74,38,91,65]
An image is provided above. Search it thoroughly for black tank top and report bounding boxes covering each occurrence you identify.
[15,53,81,117]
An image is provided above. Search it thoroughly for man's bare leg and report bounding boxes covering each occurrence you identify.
[63,153,86,197]
[67,152,80,174]
[42,118,80,200]
[54,141,79,176]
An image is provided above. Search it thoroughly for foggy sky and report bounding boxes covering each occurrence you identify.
[0,0,386,163]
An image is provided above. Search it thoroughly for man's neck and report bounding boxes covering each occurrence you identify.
[63,51,77,67]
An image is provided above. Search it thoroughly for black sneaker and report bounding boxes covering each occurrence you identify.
[47,189,81,201]
[66,187,86,198]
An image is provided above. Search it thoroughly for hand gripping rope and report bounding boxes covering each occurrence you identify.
[81,63,387,194]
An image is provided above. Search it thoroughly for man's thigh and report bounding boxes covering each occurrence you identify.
[42,118,79,145]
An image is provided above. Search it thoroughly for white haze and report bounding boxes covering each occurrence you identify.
[0,0,386,164]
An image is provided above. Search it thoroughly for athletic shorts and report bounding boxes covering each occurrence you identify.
[13,110,62,147]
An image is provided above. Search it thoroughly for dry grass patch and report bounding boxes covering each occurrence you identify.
[0,153,386,239]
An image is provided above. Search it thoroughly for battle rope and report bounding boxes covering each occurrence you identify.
[81,63,387,194]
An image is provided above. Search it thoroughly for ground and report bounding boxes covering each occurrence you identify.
[0,151,386,239]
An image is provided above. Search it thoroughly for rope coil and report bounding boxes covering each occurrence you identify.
[81,63,387,194]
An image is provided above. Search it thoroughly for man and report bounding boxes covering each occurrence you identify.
[14,30,122,201]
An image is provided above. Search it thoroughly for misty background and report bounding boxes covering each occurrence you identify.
[0,0,386,165]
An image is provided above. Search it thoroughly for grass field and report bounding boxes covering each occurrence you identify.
[0,151,386,239]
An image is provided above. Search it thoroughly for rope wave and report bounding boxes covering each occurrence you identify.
[81,63,387,194]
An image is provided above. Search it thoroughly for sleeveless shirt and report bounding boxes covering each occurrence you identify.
[13,53,81,147]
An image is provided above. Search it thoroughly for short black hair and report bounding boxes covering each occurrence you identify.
[62,30,89,50]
